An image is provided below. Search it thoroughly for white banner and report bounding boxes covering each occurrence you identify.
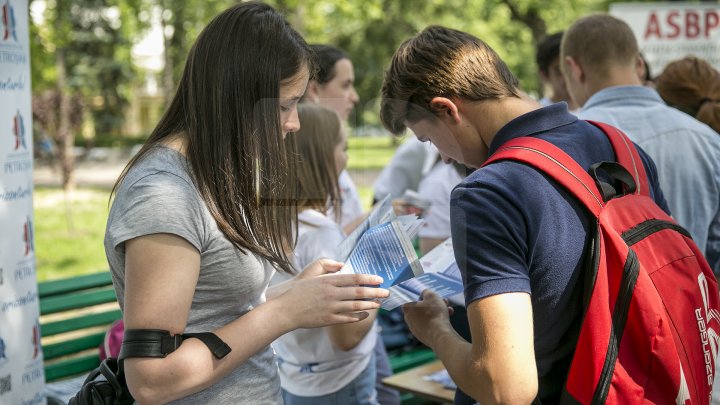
[0,0,45,404]
[610,2,720,78]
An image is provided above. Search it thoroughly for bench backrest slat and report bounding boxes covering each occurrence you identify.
[44,353,101,382]
[38,272,113,297]
[389,348,436,373]
[40,287,118,315]
[43,332,106,361]
[39,271,122,382]
[41,309,121,337]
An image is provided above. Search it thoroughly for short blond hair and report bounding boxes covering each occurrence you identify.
[561,14,639,79]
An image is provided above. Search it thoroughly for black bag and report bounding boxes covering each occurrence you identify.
[68,358,133,405]
[68,329,231,405]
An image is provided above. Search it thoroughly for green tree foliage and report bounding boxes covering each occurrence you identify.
[157,0,231,101]
[31,0,147,136]
[269,0,608,127]
[30,0,146,198]
[32,0,614,133]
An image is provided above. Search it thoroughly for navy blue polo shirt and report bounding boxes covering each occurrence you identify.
[450,103,669,402]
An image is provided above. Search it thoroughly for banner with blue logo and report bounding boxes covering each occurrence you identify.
[0,0,45,404]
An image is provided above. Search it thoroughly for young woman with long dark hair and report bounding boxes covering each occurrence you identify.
[105,3,388,404]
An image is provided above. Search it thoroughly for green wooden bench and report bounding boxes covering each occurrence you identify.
[388,347,444,404]
[389,347,437,374]
[38,271,442,402]
[39,271,121,382]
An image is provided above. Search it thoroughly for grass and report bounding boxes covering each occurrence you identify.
[34,187,112,281]
[347,135,403,171]
[33,136,399,281]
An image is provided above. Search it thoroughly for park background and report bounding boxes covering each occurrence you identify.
[29,0,700,281]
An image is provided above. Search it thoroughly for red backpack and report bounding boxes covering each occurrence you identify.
[483,121,720,404]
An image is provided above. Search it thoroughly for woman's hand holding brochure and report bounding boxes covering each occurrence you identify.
[334,197,464,310]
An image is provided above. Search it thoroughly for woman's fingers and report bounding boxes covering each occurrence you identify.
[318,258,344,274]
[330,285,389,301]
[326,312,371,324]
[325,273,385,288]
[330,298,382,313]
[299,258,344,279]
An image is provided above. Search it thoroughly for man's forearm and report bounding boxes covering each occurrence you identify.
[427,294,539,405]
[428,323,486,403]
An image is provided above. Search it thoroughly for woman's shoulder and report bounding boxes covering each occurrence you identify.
[120,146,194,192]
[297,210,344,242]
[298,210,342,230]
[106,147,209,254]
[295,210,345,266]
[110,147,204,219]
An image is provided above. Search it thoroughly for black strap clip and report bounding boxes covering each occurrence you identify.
[160,333,184,355]
[120,329,232,360]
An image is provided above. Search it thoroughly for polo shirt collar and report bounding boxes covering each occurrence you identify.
[582,85,665,111]
[489,102,577,156]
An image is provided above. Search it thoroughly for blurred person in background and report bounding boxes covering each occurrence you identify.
[274,104,380,405]
[536,31,578,112]
[655,56,720,135]
[303,45,365,233]
[303,43,401,405]
[562,14,720,276]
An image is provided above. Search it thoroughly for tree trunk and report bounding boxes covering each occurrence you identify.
[161,10,174,107]
[499,0,547,45]
[56,47,75,232]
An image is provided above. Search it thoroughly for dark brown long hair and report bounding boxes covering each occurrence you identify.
[112,2,312,274]
[309,44,348,85]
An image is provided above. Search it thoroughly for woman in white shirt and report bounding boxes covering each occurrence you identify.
[303,44,399,405]
[273,104,379,405]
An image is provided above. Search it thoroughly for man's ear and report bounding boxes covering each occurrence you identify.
[305,80,321,103]
[563,56,584,84]
[429,97,461,125]
[634,55,646,83]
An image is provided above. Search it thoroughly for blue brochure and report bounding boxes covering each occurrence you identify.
[381,238,465,310]
[341,221,423,289]
[338,195,424,289]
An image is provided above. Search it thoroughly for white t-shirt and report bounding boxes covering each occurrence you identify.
[417,162,464,240]
[373,137,438,200]
[330,170,364,228]
[271,209,377,396]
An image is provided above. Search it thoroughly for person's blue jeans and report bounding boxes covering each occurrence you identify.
[281,353,379,405]
[373,336,401,405]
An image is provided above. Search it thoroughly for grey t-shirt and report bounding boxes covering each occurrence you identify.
[104,146,281,404]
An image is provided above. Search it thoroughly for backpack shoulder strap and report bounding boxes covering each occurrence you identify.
[585,121,650,197]
[482,136,604,218]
